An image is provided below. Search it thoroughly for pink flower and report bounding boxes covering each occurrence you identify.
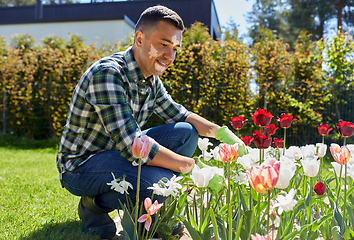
[137,197,163,231]
[251,233,271,240]
[330,143,351,165]
[247,158,280,194]
[132,135,151,159]
[218,143,239,163]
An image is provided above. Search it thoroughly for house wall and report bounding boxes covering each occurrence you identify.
[0,18,134,46]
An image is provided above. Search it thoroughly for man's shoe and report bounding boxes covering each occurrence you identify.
[78,196,116,239]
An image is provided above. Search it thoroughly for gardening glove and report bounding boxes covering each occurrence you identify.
[215,126,248,157]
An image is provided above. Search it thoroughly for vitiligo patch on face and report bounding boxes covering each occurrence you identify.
[148,44,158,58]
[155,62,165,72]
[171,35,180,46]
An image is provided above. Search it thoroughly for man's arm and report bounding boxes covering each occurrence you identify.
[185,113,220,138]
[147,145,195,174]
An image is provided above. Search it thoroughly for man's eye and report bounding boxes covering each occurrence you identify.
[162,43,167,47]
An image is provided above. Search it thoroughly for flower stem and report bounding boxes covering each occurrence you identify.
[267,190,270,233]
[283,128,286,155]
[134,158,142,240]
[342,163,347,235]
[227,162,232,240]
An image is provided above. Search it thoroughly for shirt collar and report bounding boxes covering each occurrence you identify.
[124,46,153,84]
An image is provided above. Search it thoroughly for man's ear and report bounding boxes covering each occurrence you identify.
[135,31,144,49]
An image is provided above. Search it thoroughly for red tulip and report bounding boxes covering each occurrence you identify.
[336,120,354,137]
[317,124,333,136]
[266,124,278,135]
[314,182,326,196]
[251,108,273,127]
[230,116,248,130]
[252,130,272,149]
[273,138,284,148]
[241,135,253,146]
[277,113,297,129]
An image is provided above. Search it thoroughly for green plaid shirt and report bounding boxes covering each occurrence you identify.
[56,47,191,173]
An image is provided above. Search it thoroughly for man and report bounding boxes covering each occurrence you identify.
[56,5,244,239]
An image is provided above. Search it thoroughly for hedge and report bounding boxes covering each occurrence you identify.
[0,24,353,146]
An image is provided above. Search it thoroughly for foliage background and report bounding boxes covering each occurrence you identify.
[0,23,354,146]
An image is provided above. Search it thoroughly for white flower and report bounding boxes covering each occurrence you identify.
[166,175,182,190]
[147,175,182,197]
[148,183,167,196]
[198,150,213,161]
[232,170,248,185]
[275,158,296,189]
[199,161,224,176]
[285,146,302,161]
[237,147,258,171]
[316,143,327,158]
[301,144,316,158]
[212,146,221,161]
[346,144,354,164]
[273,189,297,215]
[190,165,215,188]
[347,163,354,181]
[198,138,213,151]
[300,156,320,177]
[107,172,133,194]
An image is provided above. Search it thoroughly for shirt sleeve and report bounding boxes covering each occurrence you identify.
[154,78,192,123]
[85,68,159,165]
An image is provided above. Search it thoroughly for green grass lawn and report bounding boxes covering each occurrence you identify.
[0,137,101,240]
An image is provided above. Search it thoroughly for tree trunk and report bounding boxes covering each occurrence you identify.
[337,0,345,32]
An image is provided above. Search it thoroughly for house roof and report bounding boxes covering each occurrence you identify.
[0,0,221,39]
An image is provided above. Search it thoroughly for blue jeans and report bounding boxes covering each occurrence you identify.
[61,122,198,209]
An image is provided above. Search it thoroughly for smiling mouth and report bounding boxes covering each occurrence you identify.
[156,59,169,68]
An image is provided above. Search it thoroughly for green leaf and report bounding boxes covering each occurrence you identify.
[282,223,311,240]
[118,203,137,240]
[200,208,211,234]
[311,213,332,232]
[181,218,202,240]
[208,174,225,195]
[332,226,345,240]
[210,208,220,240]
[333,205,345,234]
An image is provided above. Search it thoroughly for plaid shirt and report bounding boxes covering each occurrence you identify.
[56,46,191,173]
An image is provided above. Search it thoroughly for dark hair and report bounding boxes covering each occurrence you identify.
[135,5,184,35]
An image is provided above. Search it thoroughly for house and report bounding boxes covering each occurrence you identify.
[0,0,220,46]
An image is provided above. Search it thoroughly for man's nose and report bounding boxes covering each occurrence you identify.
[164,48,175,61]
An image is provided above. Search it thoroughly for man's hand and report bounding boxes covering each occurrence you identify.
[215,126,248,157]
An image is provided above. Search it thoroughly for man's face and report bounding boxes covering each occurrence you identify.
[136,20,182,78]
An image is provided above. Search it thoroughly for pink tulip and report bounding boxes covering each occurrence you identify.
[218,143,239,163]
[132,135,151,159]
[251,233,271,240]
[247,158,280,194]
[330,143,351,165]
[137,197,163,231]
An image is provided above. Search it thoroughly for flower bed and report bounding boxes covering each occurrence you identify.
[109,109,354,240]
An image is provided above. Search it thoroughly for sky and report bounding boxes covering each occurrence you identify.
[213,0,255,36]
